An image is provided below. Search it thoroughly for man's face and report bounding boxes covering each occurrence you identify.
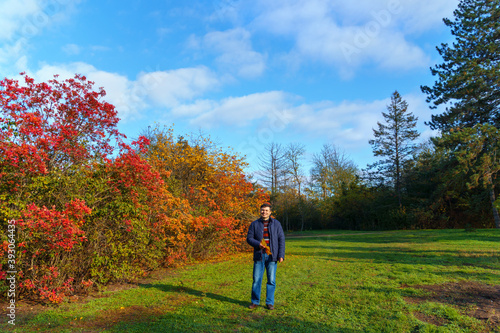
[260,207,271,220]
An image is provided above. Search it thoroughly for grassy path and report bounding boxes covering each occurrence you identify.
[1,229,499,332]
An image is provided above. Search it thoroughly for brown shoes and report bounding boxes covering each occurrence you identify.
[266,304,274,310]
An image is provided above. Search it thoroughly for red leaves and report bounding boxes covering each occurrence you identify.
[23,268,75,304]
[12,199,91,303]
[18,199,90,252]
[0,73,125,181]
[132,136,151,154]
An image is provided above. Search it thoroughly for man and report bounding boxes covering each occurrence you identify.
[246,203,285,310]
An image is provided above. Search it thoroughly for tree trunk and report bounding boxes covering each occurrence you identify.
[297,197,305,231]
[489,188,500,229]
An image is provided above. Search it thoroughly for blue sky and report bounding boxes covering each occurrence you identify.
[0,0,458,175]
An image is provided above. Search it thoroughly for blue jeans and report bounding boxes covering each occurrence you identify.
[251,252,277,305]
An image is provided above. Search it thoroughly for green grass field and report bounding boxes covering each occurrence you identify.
[2,229,499,332]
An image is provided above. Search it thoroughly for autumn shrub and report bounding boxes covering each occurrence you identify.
[15,199,91,303]
[0,73,125,302]
[0,74,174,302]
[144,126,268,259]
[81,139,199,284]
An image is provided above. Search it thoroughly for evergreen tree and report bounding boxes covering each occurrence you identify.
[369,91,420,206]
[421,0,500,131]
[421,0,500,228]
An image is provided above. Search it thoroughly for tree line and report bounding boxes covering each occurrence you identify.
[258,0,500,231]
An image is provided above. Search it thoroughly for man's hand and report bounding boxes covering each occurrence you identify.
[278,258,284,263]
[259,244,266,249]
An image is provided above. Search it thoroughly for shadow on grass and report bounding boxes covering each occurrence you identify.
[122,284,356,333]
[0,302,353,333]
[293,244,499,259]
[290,245,500,276]
[286,229,500,244]
[139,283,248,307]
[108,308,358,333]
[288,229,500,271]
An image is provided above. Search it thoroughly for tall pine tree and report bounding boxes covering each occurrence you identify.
[421,0,500,228]
[422,0,499,131]
[369,91,419,206]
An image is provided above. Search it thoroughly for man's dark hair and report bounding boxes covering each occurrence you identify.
[260,202,272,210]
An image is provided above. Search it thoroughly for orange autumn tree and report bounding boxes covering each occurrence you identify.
[143,125,269,259]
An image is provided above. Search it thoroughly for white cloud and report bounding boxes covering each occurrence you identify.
[198,28,267,78]
[370,31,429,70]
[0,38,28,66]
[32,62,143,121]
[0,0,80,76]
[171,99,216,117]
[62,43,81,55]
[288,99,387,149]
[167,90,392,151]
[251,0,458,76]
[174,91,292,128]
[33,61,94,81]
[391,1,458,34]
[0,0,79,42]
[209,0,241,23]
[137,66,219,107]
[24,61,435,166]
[327,0,458,32]
[167,88,435,153]
[0,0,41,41]
[0,0,43,74]
[282,91,439,157]
[30,63,220,122]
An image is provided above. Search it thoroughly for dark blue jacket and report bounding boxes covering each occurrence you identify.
[246,217,285,262]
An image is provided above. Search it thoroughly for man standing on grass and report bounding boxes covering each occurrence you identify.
[246,202,285,310]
